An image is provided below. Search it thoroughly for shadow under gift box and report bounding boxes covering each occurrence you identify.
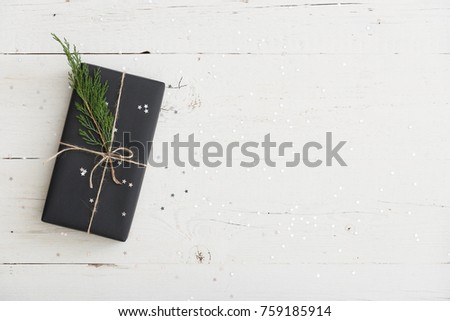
[42,64,165,241]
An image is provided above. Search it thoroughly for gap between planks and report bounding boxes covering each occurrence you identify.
[3,52,450,55]
[2,262,450,266]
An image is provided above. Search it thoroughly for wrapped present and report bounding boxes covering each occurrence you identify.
[42,61,165,241]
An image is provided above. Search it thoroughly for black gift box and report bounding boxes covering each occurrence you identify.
[42,64,165,241]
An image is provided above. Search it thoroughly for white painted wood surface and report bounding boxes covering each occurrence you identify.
[1,0,450,300]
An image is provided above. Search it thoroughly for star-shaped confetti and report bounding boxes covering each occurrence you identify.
[113,127,118,133]
[122,179,127,184]
[128,183,133,188]
[89,198,94,203]
[138,105,142,110]
[144,104,148,108]
[144,109,149,114]
[121,212,127,217]
[80,167,87,176]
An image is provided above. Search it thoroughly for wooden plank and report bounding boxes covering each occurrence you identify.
[2,263,450,300]
[2,54,449,157]
[2,158,450,265]
[1,0,450,54]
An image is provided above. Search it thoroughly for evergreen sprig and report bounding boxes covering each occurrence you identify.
[52,34,114,151]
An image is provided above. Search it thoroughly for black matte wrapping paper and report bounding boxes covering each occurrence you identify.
[42,64,165,241]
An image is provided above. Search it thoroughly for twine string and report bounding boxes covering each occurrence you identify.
[48,142,142,189]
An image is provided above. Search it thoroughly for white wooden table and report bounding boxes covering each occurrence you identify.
[1,0,449,300]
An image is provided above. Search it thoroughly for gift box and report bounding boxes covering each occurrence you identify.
[42,64,165,241]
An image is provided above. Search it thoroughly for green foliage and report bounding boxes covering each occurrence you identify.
[52,34,114,150]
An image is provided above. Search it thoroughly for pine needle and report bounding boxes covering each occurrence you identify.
[52,34,114,150]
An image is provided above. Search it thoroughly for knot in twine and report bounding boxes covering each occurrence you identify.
[49,142,146,189]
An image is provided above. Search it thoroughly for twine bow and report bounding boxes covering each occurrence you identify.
[47,72,146,233]
[49,142,145,189]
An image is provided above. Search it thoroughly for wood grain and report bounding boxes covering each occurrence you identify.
[2,264,450,300]
[1,0,449,300]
